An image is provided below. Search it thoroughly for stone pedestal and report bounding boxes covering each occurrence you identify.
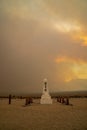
[40,79,52,104]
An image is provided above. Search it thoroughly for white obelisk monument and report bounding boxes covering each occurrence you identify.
[40,78,52,104]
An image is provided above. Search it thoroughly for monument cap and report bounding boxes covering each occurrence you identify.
[43,78,47,83]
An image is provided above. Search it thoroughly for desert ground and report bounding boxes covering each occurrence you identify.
[0,98,87,130]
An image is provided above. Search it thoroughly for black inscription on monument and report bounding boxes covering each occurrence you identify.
[44,82,47,91]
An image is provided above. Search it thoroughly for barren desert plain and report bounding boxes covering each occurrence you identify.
[0,98,87,130]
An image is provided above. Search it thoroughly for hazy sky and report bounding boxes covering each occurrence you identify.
[0,0,87,94]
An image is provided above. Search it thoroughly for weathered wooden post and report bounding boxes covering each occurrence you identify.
[29,97,33,103]
[61,97,65,104]
[9,94,11,104]
[59,97,62,103]
[66,97,69,105]
[25,97,33,106]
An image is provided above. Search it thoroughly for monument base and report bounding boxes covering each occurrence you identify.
[40,93,52,104]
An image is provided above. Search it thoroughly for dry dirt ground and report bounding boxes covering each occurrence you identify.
[0,98,87,130]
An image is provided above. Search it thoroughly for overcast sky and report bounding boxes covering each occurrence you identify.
[0,0,87,94]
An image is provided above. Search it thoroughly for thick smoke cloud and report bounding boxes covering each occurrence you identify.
[0,0,87,94]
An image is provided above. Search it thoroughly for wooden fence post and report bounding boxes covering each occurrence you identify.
[66,97,69,105]
[9,94,11,104]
